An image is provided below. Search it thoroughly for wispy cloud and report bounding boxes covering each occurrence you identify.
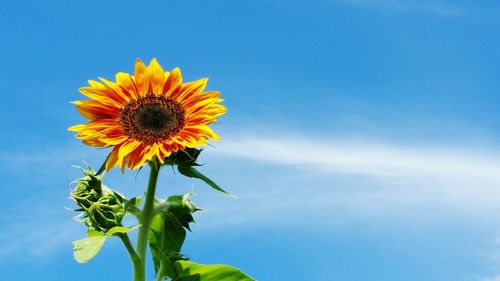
[201,135,500,224]
[5,135,500,258]
[339,0,463,16]
[217,136,500,183]
[0,206,80,260]
[481,275,500,281]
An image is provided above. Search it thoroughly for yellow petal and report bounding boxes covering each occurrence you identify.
[68,124,86,132]
[105,147,120,171]
[88,80,105,88]
[118,140,141,159]
[163,67,182,96]
[147,58,166,95]
[134,58,149,97]
[143,145,157,162]
[174,78,208,101]
[99,135,129,145]
[99,77,129,103]
[79,87,123,108]
[116,72,139,100]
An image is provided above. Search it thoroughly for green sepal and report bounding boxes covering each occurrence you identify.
[149,193,198,280]
[96,151,112,176]
[72,225,138,263]
[163,148,202,167]
[124,196,142,217]
[173,261,256,281]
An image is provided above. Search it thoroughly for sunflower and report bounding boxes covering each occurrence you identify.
[69,58,226,171]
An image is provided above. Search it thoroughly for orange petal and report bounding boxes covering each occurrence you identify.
[147,58,166,96]
[189,103,227,116]
[158,143,173,158]
[185,97,223,115]
[118,139,141,160]
[99,134,128,145]
[143,145,157,163]
[163,67,182,97]
[172,78,207,101]
[184,115,218,126]
[181,91,221,109]
[116,72,139,100]
[79,86,124,108]
[134,59,149,97]
[105,146,121,171]
[74,100,121,120]
[127,144,148,170]
[99,77,129,103]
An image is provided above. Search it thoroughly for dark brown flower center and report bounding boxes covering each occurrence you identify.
[119,95,185,145]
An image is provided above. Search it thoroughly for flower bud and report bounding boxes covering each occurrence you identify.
[70,167,103,209]
[86,191,126,232]
[70,166,126,232]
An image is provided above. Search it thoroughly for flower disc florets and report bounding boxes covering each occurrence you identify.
[119,95,185,145]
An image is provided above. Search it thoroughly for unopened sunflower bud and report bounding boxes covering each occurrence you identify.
[70,166,126,232]
[86,191,126,232]
[70,167,103,209]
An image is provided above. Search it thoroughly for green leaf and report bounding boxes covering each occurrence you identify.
[72,225,138,263]
[177,165,234,197]
[149,194,198,280]
[173,261,256,281]
[73,235,106,263]
[106,225,139,237]
[87,229,103,237]
[124,196,142,217]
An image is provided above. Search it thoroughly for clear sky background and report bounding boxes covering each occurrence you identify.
[1,1,500,280]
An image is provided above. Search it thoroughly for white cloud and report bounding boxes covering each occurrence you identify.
[481,275,500,281]
[203,135,500,221]
[5,135,500,258]
[217,136,500,183]
[0,207,81,260]
[339,0,463,16]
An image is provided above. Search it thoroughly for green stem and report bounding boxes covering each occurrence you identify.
[155,264,165,281]
[134,159,161,281]
[118,233,140,268]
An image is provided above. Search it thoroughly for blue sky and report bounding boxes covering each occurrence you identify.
[1,0,500,280]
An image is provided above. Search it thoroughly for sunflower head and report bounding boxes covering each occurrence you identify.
[69,59,226,171]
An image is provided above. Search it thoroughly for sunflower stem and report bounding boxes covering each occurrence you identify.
[134,159,160,281]
[119,233,141,269]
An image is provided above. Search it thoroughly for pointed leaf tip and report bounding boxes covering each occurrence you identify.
[177,165,235,197]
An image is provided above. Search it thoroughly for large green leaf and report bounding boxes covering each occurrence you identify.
[72,225,137,263]
[73,235,106,263]
[173,261,256,281]
[149,194,198,280]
